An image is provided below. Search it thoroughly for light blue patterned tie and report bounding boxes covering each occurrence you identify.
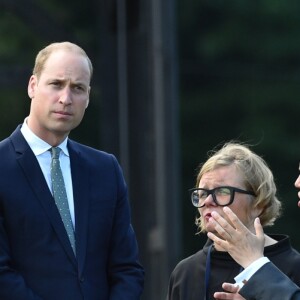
[50,147,76,255]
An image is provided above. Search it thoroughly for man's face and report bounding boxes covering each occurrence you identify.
[27,50,91,144]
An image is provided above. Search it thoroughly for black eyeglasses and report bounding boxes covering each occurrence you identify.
[189,186,256,208]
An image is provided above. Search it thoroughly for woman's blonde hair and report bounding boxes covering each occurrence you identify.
[195,142,282,232]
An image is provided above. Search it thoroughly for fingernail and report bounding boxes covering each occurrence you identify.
[223,206,230,212]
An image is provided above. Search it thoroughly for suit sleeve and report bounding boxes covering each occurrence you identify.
[107,156,144,299]
[0,216,43,299]
[240,262,300,300]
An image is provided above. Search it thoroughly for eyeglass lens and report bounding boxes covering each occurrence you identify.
[192,187,232,207]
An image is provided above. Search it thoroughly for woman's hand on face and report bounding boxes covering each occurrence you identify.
[207,206,265,268]
[214,283,245,300]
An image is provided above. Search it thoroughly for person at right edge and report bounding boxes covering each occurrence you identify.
[210,165,300,300]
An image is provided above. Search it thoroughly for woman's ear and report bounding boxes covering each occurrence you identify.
[253,202,264,220]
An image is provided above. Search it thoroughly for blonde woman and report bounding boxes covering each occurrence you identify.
[167,142,300,300]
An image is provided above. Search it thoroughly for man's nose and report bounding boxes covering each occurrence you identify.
[59,87,72,104]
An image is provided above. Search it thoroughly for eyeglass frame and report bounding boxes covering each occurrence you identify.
[189,186,256,208]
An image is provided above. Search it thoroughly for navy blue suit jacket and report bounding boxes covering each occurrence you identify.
[240,262,300,300]
[0,126,144,299]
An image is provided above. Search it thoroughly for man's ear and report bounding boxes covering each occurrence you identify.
[85,86,91,108]
[28,75,37,99]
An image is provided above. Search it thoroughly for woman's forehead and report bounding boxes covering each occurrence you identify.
[200,165,243,184]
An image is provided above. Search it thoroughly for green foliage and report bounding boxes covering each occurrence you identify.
[0,11,39,64]
[0,89,29,139]
[0,1,101,145]
[178,0,300,255]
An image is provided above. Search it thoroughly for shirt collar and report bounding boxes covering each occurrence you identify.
[20,117,69,157]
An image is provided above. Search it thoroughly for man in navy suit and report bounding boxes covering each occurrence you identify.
[0,41,144,299]
[208,168,300,300]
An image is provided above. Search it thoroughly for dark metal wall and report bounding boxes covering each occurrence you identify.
[98,1,181,299]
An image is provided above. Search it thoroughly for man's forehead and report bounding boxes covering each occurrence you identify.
[41,63,90,83]
[42,71,89,83]
[45,51,90,71]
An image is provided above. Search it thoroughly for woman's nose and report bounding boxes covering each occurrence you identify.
[203,194,216,206]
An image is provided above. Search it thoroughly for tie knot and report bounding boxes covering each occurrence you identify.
[51,147,61,159]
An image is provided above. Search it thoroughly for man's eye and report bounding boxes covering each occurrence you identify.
[50,82,61,87]
[73,85,86,92]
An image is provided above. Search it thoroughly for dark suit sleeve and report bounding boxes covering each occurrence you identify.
[240,262,300,300]
[0,216,43,299]
[107,156,144,299]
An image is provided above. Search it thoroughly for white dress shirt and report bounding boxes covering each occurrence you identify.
[20,119,75,227]
[235,256,270,288]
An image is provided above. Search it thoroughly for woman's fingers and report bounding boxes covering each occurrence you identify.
[214,283,245,300]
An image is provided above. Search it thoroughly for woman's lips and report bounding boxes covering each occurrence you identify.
[204,212,212,222]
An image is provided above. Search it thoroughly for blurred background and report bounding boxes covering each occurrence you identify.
[1,0,300,299]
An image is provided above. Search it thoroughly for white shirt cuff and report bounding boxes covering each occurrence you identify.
[234,257,270,288]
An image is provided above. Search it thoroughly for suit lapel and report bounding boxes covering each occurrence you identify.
[10,127,77,267]
[68,141,90,276]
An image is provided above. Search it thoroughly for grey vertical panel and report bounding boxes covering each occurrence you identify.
[98,1,180,299]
